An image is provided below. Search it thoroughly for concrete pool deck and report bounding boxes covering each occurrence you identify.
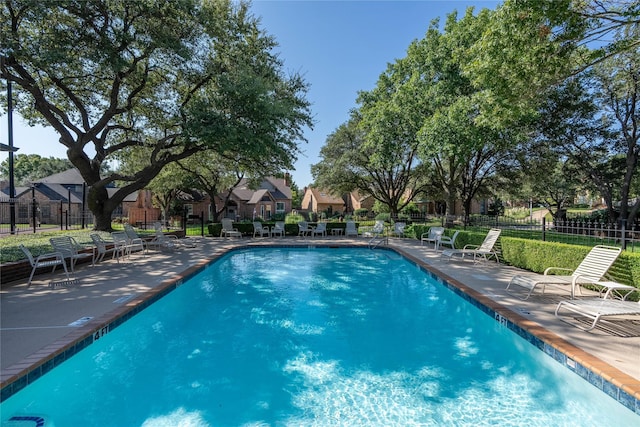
[1,236,639,412]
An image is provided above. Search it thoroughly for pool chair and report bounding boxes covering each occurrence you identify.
[20,244,70,288]
[90,233,118,263]
[441,228,501,263]
[421,226,444,249]
[438,230,459,251]
[50,236,95,272]
[362,220,385,238]
[345,220,358,237]
[271,221,285,237]
[298,221,313,237]
[555,294,640,331]
[221,218,242,238]
[506,245,622,300]
[253,221,271,237]
[391,222,406,238]
[123,224,149,255]
[312,222,327,237]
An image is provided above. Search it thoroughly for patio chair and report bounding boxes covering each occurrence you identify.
[49,236,94,272]
[391,222,406,238]
[421,226,444,248]
[441,228,501,263]
[298,221,313,237]
[555,294,640,331]
[123,223,149,255]
[111,231,138,261]
[221,218,242,238]
[271,221,285,238]
[438,230,459,251]
[20,244,70,288]
[253,221,271,238]
[506,245,622,300]
[312,222,327,237]
[362,220,385,238]
[345,220,358,237]
[90,233,117,263]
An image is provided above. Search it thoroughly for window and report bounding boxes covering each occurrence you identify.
[276,202,285,213]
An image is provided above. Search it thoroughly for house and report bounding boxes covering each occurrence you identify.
[301,187,346,217]
[213,176,292,221]
[0,168,143,227]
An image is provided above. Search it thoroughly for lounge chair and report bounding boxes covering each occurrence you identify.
[345,220,358,237]
[49,236,94,271]
[123,224,149,255]
[20,244,70,288]
[271,221,285,237]
[150,229,180,250]
[253,221,270,237]
[221,218,242,238]
[555,295,640,331]
[441,228,501,263]
[90,233,117,263]
[391,222,406,238]
[312,222,327,237]
[362,220,385,238]
[506,245,622,300]
[111,231,138,261]
[421,226,444,248]
[298,221,313,237]
[438,230,459,250]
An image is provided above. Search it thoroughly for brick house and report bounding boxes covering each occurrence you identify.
[213,177,292,221]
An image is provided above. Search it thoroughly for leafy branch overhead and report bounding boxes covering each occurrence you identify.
[0,0,312,230]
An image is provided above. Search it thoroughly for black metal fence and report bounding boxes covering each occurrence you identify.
[0,198,93,235]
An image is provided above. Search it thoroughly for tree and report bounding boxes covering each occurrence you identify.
[467,0,640,127]
[414,9,521,222]
[0,154,72,185]
[1,0,311,230]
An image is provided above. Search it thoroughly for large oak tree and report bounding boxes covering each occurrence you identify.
[1,0,311,230]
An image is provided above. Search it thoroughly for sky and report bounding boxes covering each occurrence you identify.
[0,0,501,188]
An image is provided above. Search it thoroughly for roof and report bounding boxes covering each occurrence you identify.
[37,168,85,185]
[307,187,344,205]
[231,177,292,202]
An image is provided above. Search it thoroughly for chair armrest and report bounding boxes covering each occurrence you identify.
[36,252,65,263]
[543,267,573,276]
[462,244,479,250]
[420,233,430,239]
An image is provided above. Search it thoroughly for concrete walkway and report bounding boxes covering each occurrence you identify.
[1,236,639,409]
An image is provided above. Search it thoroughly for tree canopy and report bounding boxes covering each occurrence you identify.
[1,0,312,230]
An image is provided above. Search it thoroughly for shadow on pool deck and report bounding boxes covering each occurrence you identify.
[1,236,639,408]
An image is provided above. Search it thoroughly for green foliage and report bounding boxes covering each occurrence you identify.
[354,208,368,218]
[375,213,391,222]
[285,213,305,224]
[0,154,73,185]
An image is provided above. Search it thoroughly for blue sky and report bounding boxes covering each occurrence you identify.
[1,0,501,188]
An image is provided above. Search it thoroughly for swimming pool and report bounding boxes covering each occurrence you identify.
[1,247,638,426]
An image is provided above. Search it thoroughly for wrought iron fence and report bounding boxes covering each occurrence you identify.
[0,198,94,235]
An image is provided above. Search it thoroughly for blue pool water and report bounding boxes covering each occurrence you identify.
[1,247,637,426]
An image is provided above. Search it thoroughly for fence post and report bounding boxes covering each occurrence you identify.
[60,201,64,230]
[542,217,546,241]
[144,210,147,230]
[31,186,37,233]
[621,219,627,251]
[200,211,205,237]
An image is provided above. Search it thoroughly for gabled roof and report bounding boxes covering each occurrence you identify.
[307,187,344,205]
[230,177,291,202]
[37,168,85,185]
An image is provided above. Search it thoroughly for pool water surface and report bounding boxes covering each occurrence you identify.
[1,247,637,426]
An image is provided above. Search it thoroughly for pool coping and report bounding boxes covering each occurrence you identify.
[1,242,639,416]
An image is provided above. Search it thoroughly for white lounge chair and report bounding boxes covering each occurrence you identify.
[441,228,501,263]
[298,221,313,237]
[312,222,327,237]
[20,244,70,288]
[362,220,385,238]
[111,231,139,261]
[90,233,117,263]
[253,221,270,237]
[421,226,444,248]
[49,236,94,271]
[271,221,285,237]
[506,245,622,300]
[123,224,149,255]
[391,222,406,237]
[345,221,358,237]
[221,218,242,238]
[555,296,640,331]
[438,230,459,250]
